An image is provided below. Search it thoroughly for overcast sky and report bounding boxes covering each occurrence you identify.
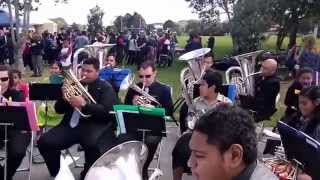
[31,0,199,25]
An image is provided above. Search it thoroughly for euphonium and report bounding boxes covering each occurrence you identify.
[225,50,264,96]
[62,69,97,117]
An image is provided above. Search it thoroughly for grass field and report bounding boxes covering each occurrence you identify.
[27,35,320,127]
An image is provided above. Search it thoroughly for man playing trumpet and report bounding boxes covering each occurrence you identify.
[38,57,118,180]
[124,61,173,179]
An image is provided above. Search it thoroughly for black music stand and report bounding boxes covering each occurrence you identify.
[29,83,62,131]
[121,112,167,142]
[29,83,62,164]
[277,121,320,180]
[0,105,32,180]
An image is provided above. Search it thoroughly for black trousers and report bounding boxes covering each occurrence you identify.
[172,132,192,173]
[0,128,31,180]
[38,122,116,179]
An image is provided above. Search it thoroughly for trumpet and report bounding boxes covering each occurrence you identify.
[121,74,160,106]
[62,69,97,117]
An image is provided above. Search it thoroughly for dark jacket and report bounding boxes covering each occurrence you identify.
[55,79,118,126]
[284,81,302,116]
[124,81,173,116]
[241,75,280,121]
[30,39,43,56]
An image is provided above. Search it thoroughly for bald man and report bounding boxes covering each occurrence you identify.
[240,59,280,122]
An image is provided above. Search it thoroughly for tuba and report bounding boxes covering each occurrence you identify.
[176,48,211,129]
[120,74,161,106]
[73,43,115,78]
[85,141,162,180]
[225,50,264,96]
[61,68,97,117]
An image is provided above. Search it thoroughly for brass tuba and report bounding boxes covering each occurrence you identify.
[61,68,97,117]
[73,43,115,78]
[176,48,211,129]
[85,141,162,180]
[225,50,264,96]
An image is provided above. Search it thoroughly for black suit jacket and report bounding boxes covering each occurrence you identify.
[241,75,280,121]
[124,81,173,116]
[55,79,118,126]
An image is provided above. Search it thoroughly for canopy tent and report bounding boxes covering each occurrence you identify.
[0,9,17,27]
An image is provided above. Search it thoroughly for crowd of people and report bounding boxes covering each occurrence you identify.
[0,26,318,180]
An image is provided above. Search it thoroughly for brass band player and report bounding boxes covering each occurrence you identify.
[239,59,280,122]
[172,69,231,180]
[0,65,31,180]
[38,57,118,180]
[124,61,173,179]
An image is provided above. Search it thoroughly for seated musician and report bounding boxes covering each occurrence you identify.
[99,54,130,94]
[284,68,313,116]
[48,61,64,84]
[172,69,231,180]
[240,59,280,122]
[179,53,214,134]
[124,61,173,179]
[38,57,118,180]
[188,105,278,180]
[0,65,31,180]
[283,86,320,142]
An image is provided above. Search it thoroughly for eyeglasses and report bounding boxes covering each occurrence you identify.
[0,77,8,82]
[139,75,152,79]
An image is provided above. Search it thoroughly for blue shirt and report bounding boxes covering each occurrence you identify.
[99,67,131,93]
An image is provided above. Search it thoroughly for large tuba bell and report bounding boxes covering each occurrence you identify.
[61,68,97,117]
[176,48,211,129]
[73,43,115,78]
[225,50,264,96]
[85,141,157,180]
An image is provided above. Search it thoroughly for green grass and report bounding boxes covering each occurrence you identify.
[25,35,320,127]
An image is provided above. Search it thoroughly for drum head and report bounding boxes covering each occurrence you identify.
[178,48,211,61]
[85,141,148,180]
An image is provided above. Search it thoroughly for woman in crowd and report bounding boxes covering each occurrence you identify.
[284,68,313,116]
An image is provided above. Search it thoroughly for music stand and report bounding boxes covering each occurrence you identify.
[29,83,62,131]
[0,105,33,180]
[277,121,320,180]
[114,105,167,141]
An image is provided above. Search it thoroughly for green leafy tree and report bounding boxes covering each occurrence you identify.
[87,5,104,41]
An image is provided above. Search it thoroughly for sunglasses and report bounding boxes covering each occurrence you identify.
[139,75,152,79]
[0,77,8,82]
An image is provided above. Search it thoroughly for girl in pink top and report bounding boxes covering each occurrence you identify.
[9,69,29,101]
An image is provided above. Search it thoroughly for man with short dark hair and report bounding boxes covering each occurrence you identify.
[38,57,118,180]
[99,54,131,94]
[124,60,173,179]
[188,106,277,180]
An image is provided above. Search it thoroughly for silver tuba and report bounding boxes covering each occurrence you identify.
[225,50,264,96]
[85,141,161,180]
[178,48,211,129]
[73,43,115,78]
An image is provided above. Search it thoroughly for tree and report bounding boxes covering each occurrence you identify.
[163,20,179,32]
[87,5,104,41]
[267,0,320,50]
[113,12,147,32]
[231,0,272,53]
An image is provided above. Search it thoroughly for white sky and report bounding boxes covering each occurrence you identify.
[31,0,199,25]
